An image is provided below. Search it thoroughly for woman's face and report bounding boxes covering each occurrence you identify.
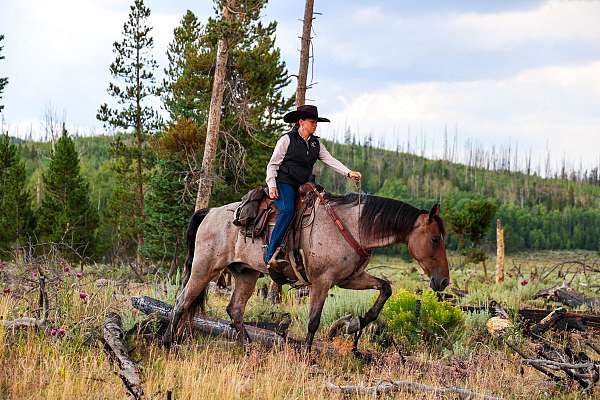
[299,118,318,135]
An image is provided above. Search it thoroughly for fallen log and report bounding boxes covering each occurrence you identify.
[324,380,503,399]
[0,317,44,330]
[460,305,600,329]
[131,296,337,355]
[102,312,144,400]
[530,307,566,335]
[534,283,600,309]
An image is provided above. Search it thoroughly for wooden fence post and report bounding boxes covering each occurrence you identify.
[496,219,505,284]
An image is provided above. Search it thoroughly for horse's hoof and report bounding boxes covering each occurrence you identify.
[328,315,361,338]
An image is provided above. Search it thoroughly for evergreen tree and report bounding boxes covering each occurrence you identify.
[0,35,7,112]
[95,138,140,262]
[142,159,194,269]
[160,4,294,205]
[162,11,205,121]
[0,134,34,257]
[97,0,160,268]
[36,128,98,260]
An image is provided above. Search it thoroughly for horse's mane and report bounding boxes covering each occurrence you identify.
[327,193,445,239]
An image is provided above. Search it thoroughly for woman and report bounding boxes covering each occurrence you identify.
[265,104,361,268]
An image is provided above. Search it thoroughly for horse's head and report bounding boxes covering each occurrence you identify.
[407,204,449,292]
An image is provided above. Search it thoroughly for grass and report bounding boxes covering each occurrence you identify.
[1,250,599,399]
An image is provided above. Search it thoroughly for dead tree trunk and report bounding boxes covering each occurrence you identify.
[1,276,48,331]
[195,0,236,211]
[496,219,504,283]
[296,0,315,106]
[325,380,502,399]
[102,312,144,400]
[131,296,336,355]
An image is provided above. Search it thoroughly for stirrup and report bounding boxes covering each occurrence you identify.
[268,255,289,270]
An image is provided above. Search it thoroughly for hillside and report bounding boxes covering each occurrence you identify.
[13,134,600,254]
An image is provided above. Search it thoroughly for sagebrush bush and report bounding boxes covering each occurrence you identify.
[382,289,464,349]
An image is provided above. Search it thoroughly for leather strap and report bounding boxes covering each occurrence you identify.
[309,183,370,267]
[288,249,310,287]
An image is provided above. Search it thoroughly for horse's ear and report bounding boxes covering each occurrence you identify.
[428,203,440,223]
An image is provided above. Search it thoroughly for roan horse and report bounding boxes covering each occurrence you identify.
[163,193,450,351]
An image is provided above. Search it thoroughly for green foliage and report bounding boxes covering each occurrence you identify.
[142,159,194,263]
[96,136,146,261]
[36,129,98,260]
[448,310,491,359]
[97,0,161,262]
[97,0,161,133]
[382,289,464,350]
[161,5,294,204]
[444,193,498,247]
[0,34,7,112]
[0,135,35,256]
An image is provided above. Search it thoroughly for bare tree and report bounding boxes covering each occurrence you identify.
[296,0,315,106]
[195,0,236,210]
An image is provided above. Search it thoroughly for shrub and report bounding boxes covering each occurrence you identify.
[382,289,464,350]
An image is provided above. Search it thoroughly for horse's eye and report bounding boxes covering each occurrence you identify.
[431,237,440,245]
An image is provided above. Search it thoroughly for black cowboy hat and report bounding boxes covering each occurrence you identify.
[283,105,331,123]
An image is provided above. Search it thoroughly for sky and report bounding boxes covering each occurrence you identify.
[1,0,599,173]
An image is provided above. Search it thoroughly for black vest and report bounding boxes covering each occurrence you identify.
[277,128,320,188]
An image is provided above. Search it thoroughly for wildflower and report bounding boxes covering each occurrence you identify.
[58,327,66,337]
[50,327,57,337]
[520,279,528,286]
[3,287,10,294]
[63,265,70,273]
[79,291,89,301]
[76,272,83,279]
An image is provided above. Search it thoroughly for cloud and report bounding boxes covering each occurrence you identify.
[451,0,600,51]
[320,61,600,170]
[0,0,181,129]
[305,0,600,81]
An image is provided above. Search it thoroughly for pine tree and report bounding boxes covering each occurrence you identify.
[95,137,140,262]
[160,3,294,205]
[97,0,160,268]
[142,159,194,270]
[0,134,34,257]
[0,35,8,112]
[36,128,98,260]
[162,11,205,121]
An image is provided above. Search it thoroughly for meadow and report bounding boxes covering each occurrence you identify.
[1,250,599,399]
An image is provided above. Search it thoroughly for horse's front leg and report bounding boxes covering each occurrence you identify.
[305,279,332,352]
[334,271,392,352]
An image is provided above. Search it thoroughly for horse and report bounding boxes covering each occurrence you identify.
[163,192,450,352]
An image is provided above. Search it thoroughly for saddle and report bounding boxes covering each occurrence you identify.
[233,183,323,285]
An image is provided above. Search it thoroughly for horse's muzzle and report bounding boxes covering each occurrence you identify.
[430,276,449,292]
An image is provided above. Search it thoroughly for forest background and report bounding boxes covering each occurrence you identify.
[1,1,600,269]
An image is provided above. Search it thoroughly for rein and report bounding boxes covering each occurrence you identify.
[309,184,370,278]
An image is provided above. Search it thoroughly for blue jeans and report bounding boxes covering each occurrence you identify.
[264,182,296,263]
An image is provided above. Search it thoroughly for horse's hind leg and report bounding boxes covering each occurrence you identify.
[163,263,221,346]
[226,266,260,347]
[336,271,392,352]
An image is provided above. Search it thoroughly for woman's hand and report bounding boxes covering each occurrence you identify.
[269,186,279,199]
[347,171,362,182]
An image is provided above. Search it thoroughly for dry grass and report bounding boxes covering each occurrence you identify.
[1,251,599,399]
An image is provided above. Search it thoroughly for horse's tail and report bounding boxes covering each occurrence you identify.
[182,208,210,313]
